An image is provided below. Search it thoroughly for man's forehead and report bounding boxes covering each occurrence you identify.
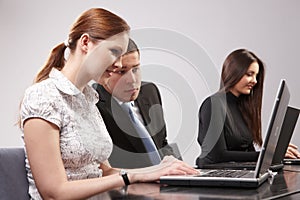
[119,53,140,68]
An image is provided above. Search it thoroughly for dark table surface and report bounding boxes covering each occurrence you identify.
[91,165,300,200]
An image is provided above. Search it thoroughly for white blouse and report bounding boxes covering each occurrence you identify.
[20,69,113,199]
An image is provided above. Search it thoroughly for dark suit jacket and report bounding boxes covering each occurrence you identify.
[93,82,174,168]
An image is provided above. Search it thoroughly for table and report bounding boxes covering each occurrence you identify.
[91,165,300,200]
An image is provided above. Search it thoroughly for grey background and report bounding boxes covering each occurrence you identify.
[1,0,299,166]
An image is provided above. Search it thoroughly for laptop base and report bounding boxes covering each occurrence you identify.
[160,171,269,188]
[200,162,284,172]
[283,159,300,165]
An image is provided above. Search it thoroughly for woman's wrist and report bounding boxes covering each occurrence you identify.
[119,169,130,185]
[129,172,149,183]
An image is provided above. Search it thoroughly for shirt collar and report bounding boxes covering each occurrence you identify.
[112,96,134,107]
[227,91,240,103]
[49,68,99,104]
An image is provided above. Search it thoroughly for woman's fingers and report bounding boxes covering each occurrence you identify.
[160,157,199,175]
[289,143,298,149]
[286,146,300,158]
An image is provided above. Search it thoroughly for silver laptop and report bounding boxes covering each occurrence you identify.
[160,79,290,188]
[199,105,299,171]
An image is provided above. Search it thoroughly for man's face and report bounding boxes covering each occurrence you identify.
[101,51,141,102]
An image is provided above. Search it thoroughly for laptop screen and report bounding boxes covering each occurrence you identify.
[255,79,290,177]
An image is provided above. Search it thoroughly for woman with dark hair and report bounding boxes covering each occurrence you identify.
[20,8,197,199]
[196,48,299,168]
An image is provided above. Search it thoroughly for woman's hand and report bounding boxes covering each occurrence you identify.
[127,156,199,183]
[285,143,300,159]
[159,156,199,175]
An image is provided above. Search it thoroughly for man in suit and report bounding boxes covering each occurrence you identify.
[93,39,175,168]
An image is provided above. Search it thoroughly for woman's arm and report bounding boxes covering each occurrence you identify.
[24,118,125,200]
[101,156,198,184]
[197,96,227,161]
[24,118,198,200]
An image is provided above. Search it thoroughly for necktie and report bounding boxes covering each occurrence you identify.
[121,102,161,165]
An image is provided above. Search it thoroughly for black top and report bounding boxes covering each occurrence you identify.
[196,92,259,168]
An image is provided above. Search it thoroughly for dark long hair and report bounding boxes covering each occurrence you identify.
[220,49,265,146]
[34,8,130,83]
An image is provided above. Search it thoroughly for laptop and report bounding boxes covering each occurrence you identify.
[199,106,300,171]
[160,79,290,188]
[279,106,300,165]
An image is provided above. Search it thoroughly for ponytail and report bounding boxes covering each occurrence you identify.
[34,42,67,83]
[34,8,130,84]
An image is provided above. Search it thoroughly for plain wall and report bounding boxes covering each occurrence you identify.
[1,0,299,166]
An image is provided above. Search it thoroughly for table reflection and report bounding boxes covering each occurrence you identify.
[89,166,300,200]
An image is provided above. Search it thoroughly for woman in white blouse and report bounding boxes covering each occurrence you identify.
[20,8,198,200]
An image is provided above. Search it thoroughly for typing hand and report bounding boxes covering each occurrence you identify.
[127,155,199,184]
[285,143,300,159]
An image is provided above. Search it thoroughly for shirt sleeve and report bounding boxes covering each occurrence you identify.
[20,84,62,130]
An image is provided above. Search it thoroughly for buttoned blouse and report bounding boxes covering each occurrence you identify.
[20,69,112,199]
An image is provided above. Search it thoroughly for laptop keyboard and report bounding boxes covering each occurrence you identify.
[199,170,250,178]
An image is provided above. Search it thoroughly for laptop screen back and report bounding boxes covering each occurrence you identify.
[272,106,300,165]
[255,79,290,177]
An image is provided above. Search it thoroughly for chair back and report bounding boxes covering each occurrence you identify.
[0,147,30,199]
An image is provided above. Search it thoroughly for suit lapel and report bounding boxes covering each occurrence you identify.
[94,84,148,152]
[136,87,151,125]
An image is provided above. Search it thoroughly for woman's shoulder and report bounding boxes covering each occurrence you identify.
[201,92,224,105]
[22,79,63,110]
[21,80,64,129]
[200,94,215,113]
[24,79,59,98]
[200,92,228,112]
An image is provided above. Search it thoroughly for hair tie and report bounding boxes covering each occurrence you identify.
[64,39,69,47]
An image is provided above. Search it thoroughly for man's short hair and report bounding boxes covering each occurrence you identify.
[126,38,140,56]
